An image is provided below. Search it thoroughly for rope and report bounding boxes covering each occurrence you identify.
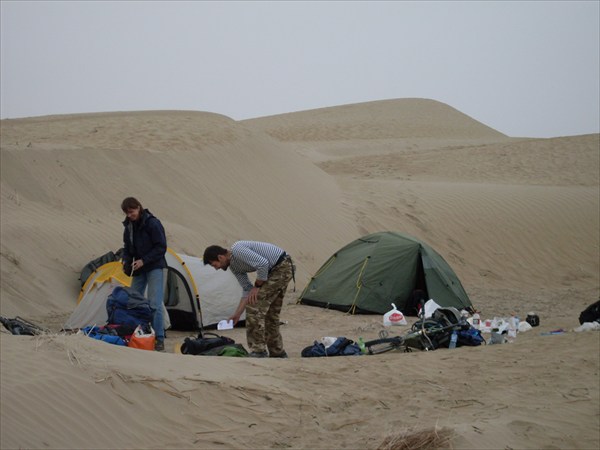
[348,257,369,315]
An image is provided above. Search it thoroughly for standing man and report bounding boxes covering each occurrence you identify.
[203,241,293,358]
[121,197,167,351]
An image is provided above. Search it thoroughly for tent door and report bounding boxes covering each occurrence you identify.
[404,252,428,316]
[164,268,200,331]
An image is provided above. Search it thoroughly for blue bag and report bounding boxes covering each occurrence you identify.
[456,327,485,346]
[301,337,362,357]
[81,326,127,346]
[106,286,154,328]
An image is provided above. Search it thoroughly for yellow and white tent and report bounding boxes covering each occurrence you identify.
[65,248,243,331]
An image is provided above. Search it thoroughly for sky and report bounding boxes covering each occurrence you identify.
[1,1,599,138]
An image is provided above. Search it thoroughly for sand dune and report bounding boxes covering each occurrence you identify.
[1,99,598,449]
[242,98,508,141]
[0,110,359,316]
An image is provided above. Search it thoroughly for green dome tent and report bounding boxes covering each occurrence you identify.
[298,231,473,315]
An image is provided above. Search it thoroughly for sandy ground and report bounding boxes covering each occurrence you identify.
[1,99,598,449]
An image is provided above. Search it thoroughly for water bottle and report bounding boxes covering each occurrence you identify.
[449,331,458,349]
[472,312,481,330]
[357,337,367,354]
[507,315,517,342]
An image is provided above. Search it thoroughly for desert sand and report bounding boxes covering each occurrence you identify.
[1,98,598,449]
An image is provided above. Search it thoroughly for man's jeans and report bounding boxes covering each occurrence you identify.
[131,268,164,340]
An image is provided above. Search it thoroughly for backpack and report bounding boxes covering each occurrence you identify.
[106,286,154,328]
[301,337,362,357]
[455,327,486,346]
[180,333,247,356]
[579,300,600,324]
[1,316,47,336]
[79,249,123,287]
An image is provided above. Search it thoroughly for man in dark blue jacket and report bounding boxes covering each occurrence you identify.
[121,197,167,351]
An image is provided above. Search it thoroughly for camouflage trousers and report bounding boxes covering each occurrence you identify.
[245,257,293,356]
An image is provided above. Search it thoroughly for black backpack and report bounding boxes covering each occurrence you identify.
[80,249,124,286]
[579,300,600,324]
[180,333,242,355]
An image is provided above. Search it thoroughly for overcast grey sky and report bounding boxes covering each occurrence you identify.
[1,1,598,138]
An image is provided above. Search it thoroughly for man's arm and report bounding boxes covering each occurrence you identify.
[142,218,167,264]
[232,271,253,296]
[228,297,248,325]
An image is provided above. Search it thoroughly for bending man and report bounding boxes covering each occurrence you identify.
[203,241,293,358]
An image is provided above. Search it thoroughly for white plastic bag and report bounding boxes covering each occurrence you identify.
[574,322,600,332]
[320,336,337,348]
[383,303,408,327]
[423,299,442,319]
[518,321,532,333]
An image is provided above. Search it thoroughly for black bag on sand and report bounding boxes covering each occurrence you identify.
[79,249,124,286]
[180,332,237,355]
[579,300,600,325]
[0,316,47,335]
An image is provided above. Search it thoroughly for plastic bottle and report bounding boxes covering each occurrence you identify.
[507,315,517,342]
[357,337,367,354]
[472,312,481,330]
[449,331,458,349]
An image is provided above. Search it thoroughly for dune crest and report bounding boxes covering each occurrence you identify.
[243,98,508,141]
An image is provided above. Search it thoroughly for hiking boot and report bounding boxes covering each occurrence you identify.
[248,351,268,358]
[155,339,165,352]
[269,351,288,358]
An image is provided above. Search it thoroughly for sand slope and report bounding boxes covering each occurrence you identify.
[1,99,598,449]
[1,111,358,317]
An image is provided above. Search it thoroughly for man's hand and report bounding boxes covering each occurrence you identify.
[229,297,249,326]
[132,259,144,271]
[247,287,261,305]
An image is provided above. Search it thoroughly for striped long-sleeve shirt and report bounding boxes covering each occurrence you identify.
[230,241,286,295]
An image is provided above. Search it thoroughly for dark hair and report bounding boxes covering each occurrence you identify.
[121,197,143,212]
[203,245,228,264]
